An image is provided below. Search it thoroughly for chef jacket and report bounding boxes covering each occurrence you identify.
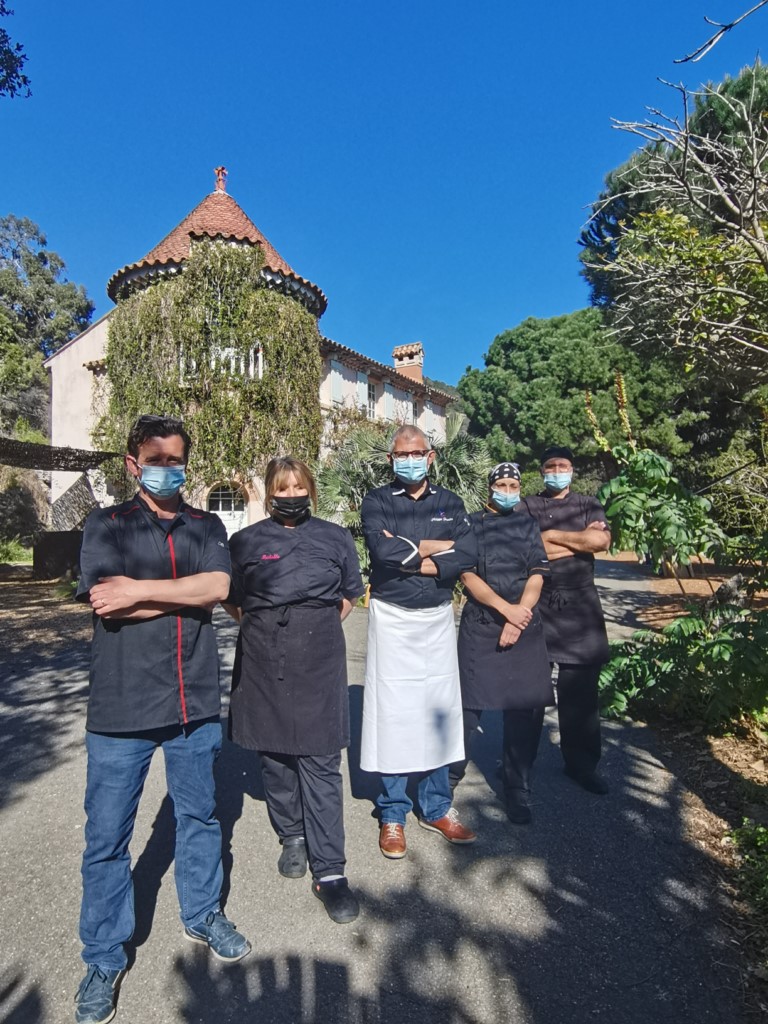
[361,481,477,609]
[465,507,549,607]
[518,491,610,589]
[228,515,364,609]
[77,494,231,733]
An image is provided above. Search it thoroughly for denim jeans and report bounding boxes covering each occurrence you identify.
[80,718,223,971]
[377,766,452,826]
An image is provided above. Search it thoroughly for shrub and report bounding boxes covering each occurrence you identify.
[599,606,768,728]
[0,536,32,563]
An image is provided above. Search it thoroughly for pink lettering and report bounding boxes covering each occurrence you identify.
[261,553,280,560]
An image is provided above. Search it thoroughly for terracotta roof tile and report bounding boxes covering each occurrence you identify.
[142,190,294,275]
[107,189,326,314]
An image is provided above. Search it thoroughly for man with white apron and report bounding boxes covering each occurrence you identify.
[361,426,478,858]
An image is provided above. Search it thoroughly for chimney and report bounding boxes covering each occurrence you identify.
[392,342,424,383]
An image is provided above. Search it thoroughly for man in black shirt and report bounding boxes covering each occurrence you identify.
[519,445,611,795]
[361,426,477,858]
[73,415,250,1024]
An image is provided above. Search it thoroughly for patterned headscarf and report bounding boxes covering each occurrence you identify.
[488,462,521,486]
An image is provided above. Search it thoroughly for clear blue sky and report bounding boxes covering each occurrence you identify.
[2,1,763,384]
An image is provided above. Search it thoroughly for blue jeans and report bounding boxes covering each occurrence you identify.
[80,719,224,971]
[378,766,452,826]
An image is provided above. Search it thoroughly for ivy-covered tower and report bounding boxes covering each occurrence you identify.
[98,168,325,511]
[107,167,327,316]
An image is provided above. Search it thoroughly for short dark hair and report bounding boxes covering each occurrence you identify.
[127,415,192,460]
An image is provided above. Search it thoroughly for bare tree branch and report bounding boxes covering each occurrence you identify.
[674,0,768,63]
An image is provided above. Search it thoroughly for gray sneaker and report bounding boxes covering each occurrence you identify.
[184,910,251,962]
[74,965,124,1024]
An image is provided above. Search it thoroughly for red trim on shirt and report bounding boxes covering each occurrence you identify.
[167,533,189,724]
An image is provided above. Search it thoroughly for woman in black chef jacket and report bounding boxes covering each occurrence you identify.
[225,456,365,924]
[449,463,553,824]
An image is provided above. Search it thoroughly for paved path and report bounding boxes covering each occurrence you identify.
[0,561,745,1024]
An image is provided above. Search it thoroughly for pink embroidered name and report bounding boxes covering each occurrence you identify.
[261,553,280,560]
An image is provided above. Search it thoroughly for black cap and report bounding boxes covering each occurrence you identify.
[540,445,574,465]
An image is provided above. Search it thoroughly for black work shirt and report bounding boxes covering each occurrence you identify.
[228,515,365,609]
[77,494,231,733]
[465,507,549,607]
[519,491,609,589]
[361,481,476,609]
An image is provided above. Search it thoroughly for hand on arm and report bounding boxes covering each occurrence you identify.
[222,602,242,623]
[90,571,230,619]
[499,622,522,648]
[541,521,611,558]
[460,572,533,628]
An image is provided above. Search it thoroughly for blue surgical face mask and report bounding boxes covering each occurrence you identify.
[394,456,429,484]
[543,472,572,492]
[139,464,186,499]
[491,489,520,512]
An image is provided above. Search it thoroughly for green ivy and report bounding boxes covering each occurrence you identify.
[95,240,323,491]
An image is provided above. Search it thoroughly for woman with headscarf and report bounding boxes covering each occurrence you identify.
[225,456,365,923]
[449,463,553,824]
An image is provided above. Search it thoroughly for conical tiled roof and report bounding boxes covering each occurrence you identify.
[139,189,294,274]
[107,176,326,316]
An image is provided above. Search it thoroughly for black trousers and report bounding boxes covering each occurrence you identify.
[449,707,546,806]
[556,663,602,775]
[258,751,346,880]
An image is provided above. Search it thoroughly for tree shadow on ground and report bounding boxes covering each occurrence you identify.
[0,966,44,1024]
[0,645,90,811]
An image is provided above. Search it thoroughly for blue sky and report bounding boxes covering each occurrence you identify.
[2,1,763,384]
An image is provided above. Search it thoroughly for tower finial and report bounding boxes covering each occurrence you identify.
[214,166,228,192]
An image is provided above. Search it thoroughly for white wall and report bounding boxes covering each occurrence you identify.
[46,314,111,501]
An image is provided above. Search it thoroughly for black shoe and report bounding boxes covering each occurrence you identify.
[506,801,532,825]
[565,768,609,795]
[278,837,307,878]
[312,878,360,924]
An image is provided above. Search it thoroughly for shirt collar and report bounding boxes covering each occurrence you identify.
[135,492,187,522]
[389,480,437,500]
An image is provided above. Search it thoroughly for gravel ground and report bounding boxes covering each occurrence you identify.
[0,561,752,1024]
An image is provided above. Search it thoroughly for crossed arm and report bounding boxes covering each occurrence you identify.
[89,572,230,620]
[541,521,611,560]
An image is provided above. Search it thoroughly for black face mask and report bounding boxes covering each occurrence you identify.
[271,495,311,524]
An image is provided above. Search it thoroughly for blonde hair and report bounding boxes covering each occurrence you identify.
[263,456,317,516]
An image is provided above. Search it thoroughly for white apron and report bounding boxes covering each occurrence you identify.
[361,598,465,773]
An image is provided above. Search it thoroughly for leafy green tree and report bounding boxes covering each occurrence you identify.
[597,444,726,575]
[581,64,768,395]
[457,309,696,467]
[0,215,94,434]
[0,2,29,99]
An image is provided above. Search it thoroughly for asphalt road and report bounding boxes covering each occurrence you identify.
[0,560,745,1024]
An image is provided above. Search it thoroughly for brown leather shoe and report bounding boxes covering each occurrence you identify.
[379,822,407,859]
[418,807,477,844]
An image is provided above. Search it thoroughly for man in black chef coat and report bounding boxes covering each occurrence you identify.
[519,445,611,794]
[73,415,250,1024]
